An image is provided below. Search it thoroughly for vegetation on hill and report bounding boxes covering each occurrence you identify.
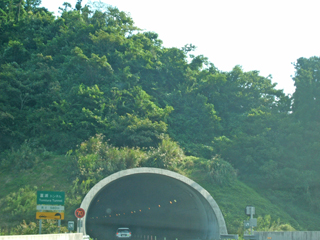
[1,0,320,236]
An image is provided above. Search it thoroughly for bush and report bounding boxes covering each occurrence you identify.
[75,134,145,175]
[0,186,37,229]
[141,135,184,169]
[207,155,237,186]
[0,140,52,171]
[71,134,146,195]
[257,215,295,231]
[10,220,68,235]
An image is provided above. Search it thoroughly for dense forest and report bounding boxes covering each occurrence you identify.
[1,0,320,236]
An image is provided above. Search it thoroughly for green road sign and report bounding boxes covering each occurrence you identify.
[37,191,65,205]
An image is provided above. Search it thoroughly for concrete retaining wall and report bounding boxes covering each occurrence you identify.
[255,231,320,240]
[0,233,83,240]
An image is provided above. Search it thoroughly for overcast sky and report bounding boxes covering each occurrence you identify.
[40,0,320,95]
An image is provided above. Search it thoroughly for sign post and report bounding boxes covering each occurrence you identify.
[244,206,257,236]
[75,208,85,233]
[39,210,42,235]
[58,211,61,233]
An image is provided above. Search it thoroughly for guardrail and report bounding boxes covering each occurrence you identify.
[0,233,83,240]
[132,234,239,240]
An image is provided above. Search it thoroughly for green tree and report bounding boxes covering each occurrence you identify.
[292,56,320,122]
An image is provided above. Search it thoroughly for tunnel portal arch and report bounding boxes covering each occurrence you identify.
[80,168,228,240]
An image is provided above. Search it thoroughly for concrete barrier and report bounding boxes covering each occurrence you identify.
[254,231,320,240]
[0,233,83,240]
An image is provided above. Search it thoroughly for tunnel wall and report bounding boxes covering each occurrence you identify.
[80,168,228,236]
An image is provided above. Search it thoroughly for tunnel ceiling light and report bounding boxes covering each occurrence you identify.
[170,201,172,204]
[139,209,141,212]
[174,200,177,202]
[148,208,150,210]
[158,205,161,207]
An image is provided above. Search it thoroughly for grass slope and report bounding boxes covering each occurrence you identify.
[182,162,301,234]
[0,154,314,234]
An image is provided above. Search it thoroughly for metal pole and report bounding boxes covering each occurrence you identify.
[39,219,42,234]
[77,218,79,233]
[39,209,42,234]
[250,210,253,235]
[58,210,61,233]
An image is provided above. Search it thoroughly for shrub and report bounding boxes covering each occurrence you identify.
[141,135,184,169]
[0,140,52,171]
[11,220,68,235]
[71,134,146,195]
[207,155,237,186]
[257,215,295,231]
[0,186,37,229]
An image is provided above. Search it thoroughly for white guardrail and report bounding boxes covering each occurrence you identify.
[0,233,83,240]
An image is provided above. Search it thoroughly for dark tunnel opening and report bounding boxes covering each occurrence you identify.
[85,173,220,240]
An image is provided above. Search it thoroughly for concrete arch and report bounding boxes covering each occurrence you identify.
[80,167,228,239]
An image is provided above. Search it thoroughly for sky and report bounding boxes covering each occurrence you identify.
[40,0,320,95]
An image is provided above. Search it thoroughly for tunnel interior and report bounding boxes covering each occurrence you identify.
[86,173,220,240]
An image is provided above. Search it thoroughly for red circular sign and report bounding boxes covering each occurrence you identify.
[75,208,85,218]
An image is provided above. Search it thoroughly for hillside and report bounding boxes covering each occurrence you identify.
[1,0,320,235]
[0,152,302,235]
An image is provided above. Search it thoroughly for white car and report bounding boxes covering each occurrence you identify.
[116,228,132,239]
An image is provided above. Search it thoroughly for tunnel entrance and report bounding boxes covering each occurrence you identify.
[80,168,228,240]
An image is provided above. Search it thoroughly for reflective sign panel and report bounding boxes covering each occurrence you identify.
[37,191,65,205]
[36,212,64,220]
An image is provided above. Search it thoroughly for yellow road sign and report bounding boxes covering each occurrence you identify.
[36,212,64,220]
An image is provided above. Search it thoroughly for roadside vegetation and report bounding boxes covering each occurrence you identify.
[1,0,320,236]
